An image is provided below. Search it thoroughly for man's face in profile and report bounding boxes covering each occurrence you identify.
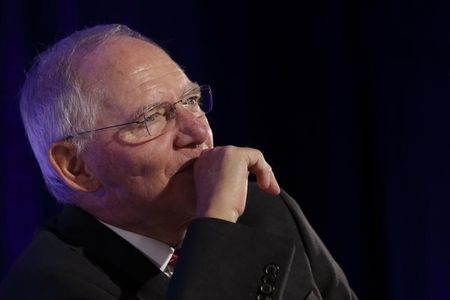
[76,37,214,240]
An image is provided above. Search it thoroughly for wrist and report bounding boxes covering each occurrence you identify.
[197,207,240,223]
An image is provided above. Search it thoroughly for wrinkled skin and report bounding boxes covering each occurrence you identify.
[55,37,279,246]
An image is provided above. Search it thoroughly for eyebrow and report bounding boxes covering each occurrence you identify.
[129,82,200,121]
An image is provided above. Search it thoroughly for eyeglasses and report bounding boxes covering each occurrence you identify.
[66,84,212,143]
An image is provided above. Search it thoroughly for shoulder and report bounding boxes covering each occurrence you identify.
[246,182,302,214]
[240,182,304,236]
[0,230,118,299]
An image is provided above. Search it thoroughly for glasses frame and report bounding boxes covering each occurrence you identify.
[65,84,212,141]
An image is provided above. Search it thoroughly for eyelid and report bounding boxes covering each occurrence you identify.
[131,83,200,120]
[180,87,201,101]
[133,102,163,121]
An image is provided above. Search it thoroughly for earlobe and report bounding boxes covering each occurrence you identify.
[49,141,101,193]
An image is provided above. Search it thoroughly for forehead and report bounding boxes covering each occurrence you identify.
[77,37,190,122]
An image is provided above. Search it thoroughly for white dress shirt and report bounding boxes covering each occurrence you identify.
[100,221,176,277]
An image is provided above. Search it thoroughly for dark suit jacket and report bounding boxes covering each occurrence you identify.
[0,183,357,299]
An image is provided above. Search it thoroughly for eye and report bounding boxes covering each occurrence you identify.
[181,95,200,106]
[143,106,166,124]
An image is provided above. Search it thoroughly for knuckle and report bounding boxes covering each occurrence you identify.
[256,149,263,158]
[221,145,237,156]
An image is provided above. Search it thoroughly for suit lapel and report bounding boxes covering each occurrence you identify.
[49,205,170,299]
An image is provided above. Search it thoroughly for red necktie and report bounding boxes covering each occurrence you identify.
[168,253,178,269]
[168,250,179,269]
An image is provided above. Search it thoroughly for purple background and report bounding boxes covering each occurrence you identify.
[1,1,449,299]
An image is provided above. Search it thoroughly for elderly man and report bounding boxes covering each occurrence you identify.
[0,24,357,299]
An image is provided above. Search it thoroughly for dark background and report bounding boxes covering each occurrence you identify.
[1,0,449,299]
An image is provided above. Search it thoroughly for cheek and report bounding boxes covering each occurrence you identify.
[118,148,170,182]
[87,142,166,189]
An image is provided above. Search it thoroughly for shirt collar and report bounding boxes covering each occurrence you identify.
[99,221,175,273]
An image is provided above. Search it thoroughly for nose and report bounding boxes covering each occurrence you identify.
[173,108,212,148]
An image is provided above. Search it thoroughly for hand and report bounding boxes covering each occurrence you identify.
[193,146,280,223]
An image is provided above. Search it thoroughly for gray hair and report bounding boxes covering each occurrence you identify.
[20,24,152,204]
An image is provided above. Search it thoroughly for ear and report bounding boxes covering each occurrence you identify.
[48,141,101,193]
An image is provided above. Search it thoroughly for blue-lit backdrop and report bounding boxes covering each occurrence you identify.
[1,1,449,299]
